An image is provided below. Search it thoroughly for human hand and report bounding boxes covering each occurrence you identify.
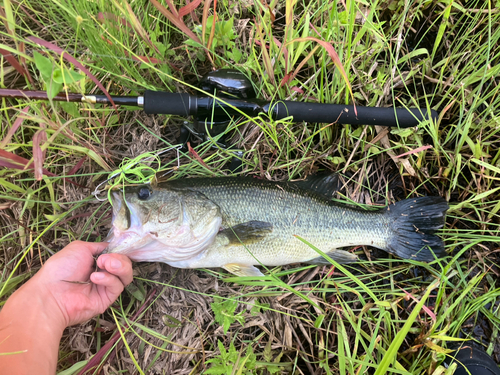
[0,241,132,374]
[27,241,133,329]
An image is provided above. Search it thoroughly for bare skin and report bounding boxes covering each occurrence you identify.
[0,241,133,375]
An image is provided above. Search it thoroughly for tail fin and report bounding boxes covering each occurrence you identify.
[386,197,448,261]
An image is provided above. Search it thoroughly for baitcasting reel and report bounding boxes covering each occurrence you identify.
[177,69,254,171]
[178,69,256,149]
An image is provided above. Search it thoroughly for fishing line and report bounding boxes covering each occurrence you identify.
[20,48,157,64]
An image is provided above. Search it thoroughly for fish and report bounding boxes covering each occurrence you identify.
[105,176,449,277]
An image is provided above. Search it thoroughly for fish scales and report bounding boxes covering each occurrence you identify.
[106,176,448,276]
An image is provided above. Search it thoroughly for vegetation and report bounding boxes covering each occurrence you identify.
[1,0,499,374]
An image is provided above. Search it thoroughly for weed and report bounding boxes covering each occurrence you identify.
[211,296,246,334]
[205,340,256,375]
[33,52,85,99]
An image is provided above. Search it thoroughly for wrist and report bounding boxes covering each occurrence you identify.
[0,278,66,374]
[14,276,68,334]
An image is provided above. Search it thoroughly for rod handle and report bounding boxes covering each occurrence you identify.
[143,91,193,116]
[273,101,437,128]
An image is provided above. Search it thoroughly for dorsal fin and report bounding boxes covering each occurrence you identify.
[291,173,341,199]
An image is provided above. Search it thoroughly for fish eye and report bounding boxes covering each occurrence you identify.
[137,187,151,200]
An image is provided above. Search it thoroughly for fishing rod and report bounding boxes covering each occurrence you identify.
[1,69,436,133]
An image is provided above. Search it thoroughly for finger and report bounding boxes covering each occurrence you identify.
[65,241,109,256]
[86,242,110,256]
[97,254,133,286]
[90,271,125,301]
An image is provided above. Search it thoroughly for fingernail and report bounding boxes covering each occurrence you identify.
[93,272,105,280]
[110,259,122,270]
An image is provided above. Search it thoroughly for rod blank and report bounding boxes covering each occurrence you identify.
[0,89,141,106]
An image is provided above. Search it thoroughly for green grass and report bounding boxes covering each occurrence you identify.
[1,0,500,374]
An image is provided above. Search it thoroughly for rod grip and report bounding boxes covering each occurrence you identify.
[143,91,193,115]
[274,101,437,128]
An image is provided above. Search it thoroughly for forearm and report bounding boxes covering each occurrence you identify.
[0,281,65,375]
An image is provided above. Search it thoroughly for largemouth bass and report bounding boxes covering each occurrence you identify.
[106,177,448,276]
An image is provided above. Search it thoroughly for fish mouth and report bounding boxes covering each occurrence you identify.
[105,192,122,243]
[111,191,122,223]
[109,191,143,232]
[106,191,143,251]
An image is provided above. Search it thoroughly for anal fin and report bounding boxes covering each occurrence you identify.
[306,249,358,265]
[223,263,264,277]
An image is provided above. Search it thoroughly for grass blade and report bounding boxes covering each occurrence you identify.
[288,37,354,107]
[32,128,47,181]
[111,309,145,375]
[150,0,201,44]
[0,106,29,148]
[0,48,27,78]
[373,279,439,375]
[179,0,202,18]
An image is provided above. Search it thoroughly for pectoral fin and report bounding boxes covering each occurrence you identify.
[306,250,358,265]
[220,221,273,245]
[223,263,264,277]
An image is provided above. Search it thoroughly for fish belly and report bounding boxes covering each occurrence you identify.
[170,214,389,269]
